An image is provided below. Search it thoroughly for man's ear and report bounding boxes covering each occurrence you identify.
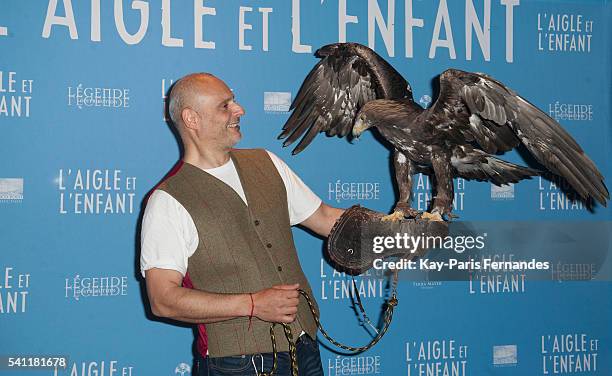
[182,108,200,130]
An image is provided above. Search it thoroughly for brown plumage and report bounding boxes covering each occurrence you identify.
[279,43,608,219]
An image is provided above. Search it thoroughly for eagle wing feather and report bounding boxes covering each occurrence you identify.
[427,69,608,205]
[279,43,408,154]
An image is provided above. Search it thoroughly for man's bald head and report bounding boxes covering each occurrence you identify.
[168,72,216,129]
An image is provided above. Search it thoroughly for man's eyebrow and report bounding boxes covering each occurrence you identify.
[221,94,235,104]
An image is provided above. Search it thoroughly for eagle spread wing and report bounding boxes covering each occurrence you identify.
[427,69,609,206]
[278,43,410,154]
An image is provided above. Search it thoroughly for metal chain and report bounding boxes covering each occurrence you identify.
[258,271,399,376]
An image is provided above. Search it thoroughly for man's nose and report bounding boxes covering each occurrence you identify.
[233,102,245,116]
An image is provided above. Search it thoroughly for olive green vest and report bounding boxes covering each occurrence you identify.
[158,148,318,357]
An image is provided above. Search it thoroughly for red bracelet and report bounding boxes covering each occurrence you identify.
[248,293,254,331]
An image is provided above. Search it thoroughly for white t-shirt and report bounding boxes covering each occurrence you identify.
[140,150,322,278]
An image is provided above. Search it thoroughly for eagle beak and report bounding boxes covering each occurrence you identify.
[352,117,368,138]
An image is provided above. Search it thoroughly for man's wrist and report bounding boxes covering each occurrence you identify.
[239,293,254,317]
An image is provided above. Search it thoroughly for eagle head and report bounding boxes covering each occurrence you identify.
[353,100,391,137]
[352,111,373,138]
[353,99,416,138]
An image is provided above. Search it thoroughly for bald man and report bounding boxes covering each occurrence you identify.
[140,73,343,375]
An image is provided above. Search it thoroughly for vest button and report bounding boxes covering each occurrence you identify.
[254,220,260,226]
[277,266,283,272]
[266,243,272,248]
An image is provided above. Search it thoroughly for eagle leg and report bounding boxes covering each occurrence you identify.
[426,147,455,221]
[382,150,419,221]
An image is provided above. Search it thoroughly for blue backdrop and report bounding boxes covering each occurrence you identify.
[1,0,611,375]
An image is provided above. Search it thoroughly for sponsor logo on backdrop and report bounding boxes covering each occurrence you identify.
[406,339,469,376]
[264,92,291,113]
[0,70,33,118]
[541,334,599,374]
[327,354,381,375]
[0,266,30,314]
[328,180,380,203]
[538,177,585,211]
[174,363,191,376]
[414,174,465,212]
[551,262,596,282]
[418,95,432,108]
[469,253,526,294]
[491,183,514,201]
[53,359,134,376]
[57,169,137,214]
[538,13,594,53]
[65,274,128,301]
[412,280,443,290]
[67,84,130,109]
[548,102,593,122]
[319,259,384,301]
[0,178,23,203]
[493,344,518,366]
[162,78,175,121]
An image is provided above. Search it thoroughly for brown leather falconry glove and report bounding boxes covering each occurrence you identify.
[326,205,449,275]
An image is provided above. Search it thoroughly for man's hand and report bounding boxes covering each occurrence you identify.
[253,284,300,323]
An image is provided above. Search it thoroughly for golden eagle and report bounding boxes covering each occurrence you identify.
[279,43,608,221]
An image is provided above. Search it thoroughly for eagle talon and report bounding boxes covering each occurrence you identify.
[420,211,444,222]
[393,203,420,219]
[381,210,406,222]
